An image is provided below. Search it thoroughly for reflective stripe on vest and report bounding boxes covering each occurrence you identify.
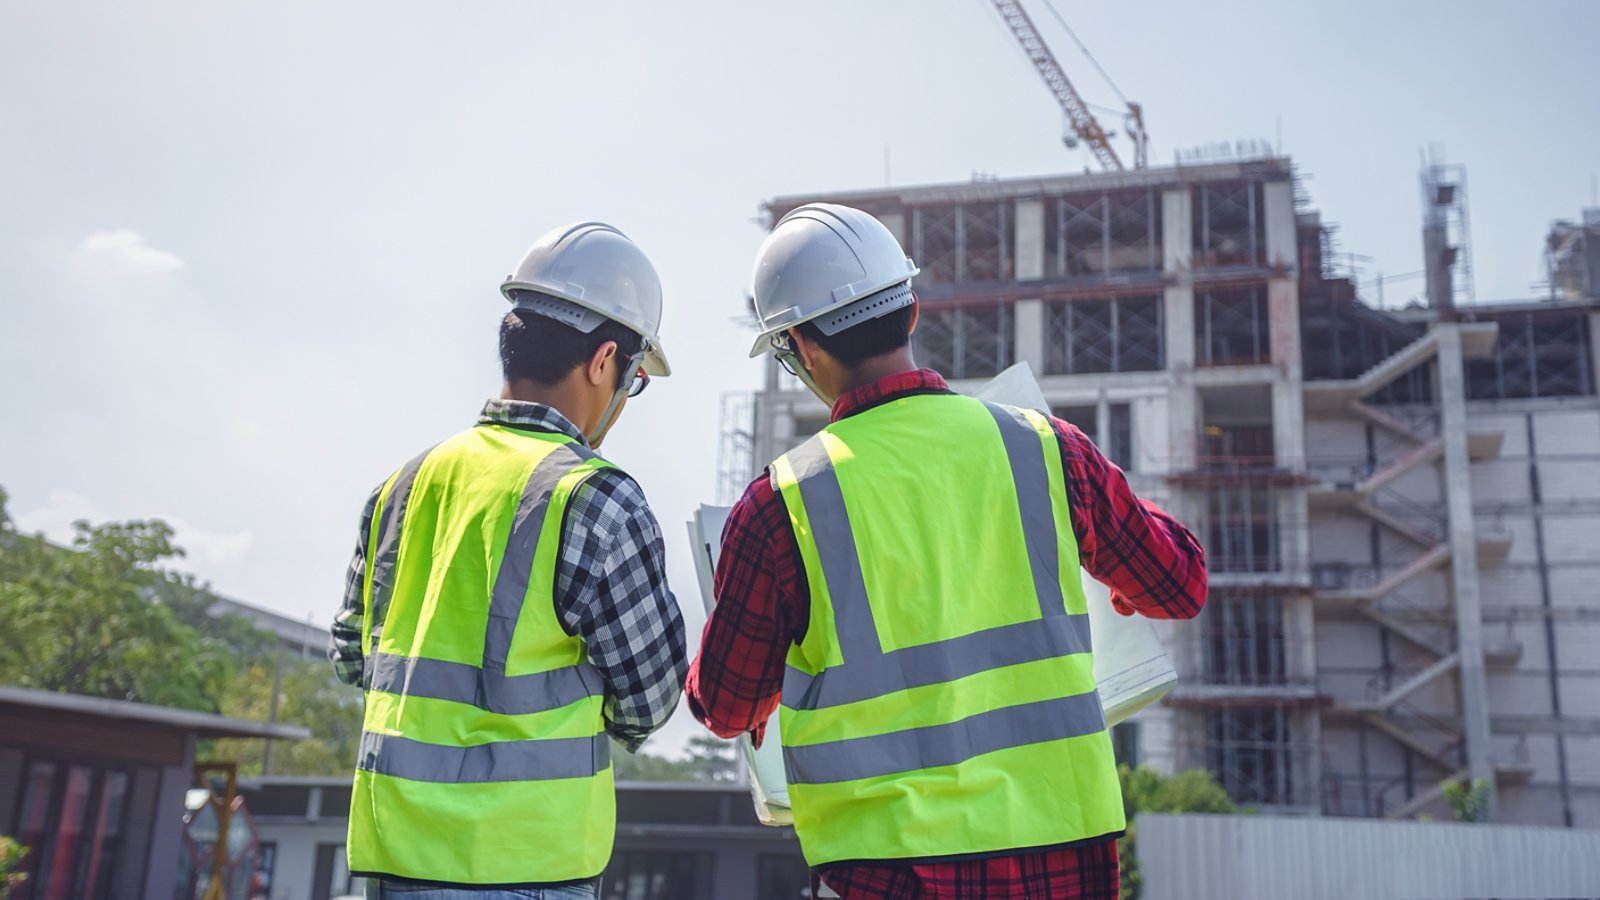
[772,394,1124,867]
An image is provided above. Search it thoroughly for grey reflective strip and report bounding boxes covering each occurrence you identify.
[982,402,1069,620]
[484,444,598,672]
[778,400,1092,712]
[781,613,1091,711]
[784,435,882,660]
[358,730,609,783]
[782,692,1106,785]
[368,449,432,628]
[368,653,603,715]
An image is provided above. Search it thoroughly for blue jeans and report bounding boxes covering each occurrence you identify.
[377,880,600,900]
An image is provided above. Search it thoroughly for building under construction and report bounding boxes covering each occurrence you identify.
[722,155,1600,827]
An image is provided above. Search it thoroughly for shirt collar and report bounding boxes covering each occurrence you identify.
[477,399,588,445]
[829,368,953,422]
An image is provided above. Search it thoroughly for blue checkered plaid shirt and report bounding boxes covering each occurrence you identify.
[329,399,687,752]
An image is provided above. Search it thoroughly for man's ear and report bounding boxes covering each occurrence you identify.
[790,328,822,371]
[587,340,619,388]
[907,297,920,336]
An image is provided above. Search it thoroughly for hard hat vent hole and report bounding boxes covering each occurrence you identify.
[818,285,913,334]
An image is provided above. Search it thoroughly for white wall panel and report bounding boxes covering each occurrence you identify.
[1534,409,1600,453]
[1139,813,1600,900]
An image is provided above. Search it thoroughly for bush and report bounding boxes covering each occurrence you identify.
[1118,765,1237,900]
[0,836,28,900]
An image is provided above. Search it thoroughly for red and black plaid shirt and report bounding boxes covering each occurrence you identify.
[687,369,1207,899]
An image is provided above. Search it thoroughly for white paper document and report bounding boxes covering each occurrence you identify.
[687,362,1177,826]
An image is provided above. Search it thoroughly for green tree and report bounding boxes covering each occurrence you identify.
[1443,778,1490,823]
[613,748,698,782]
[613,734,741,783]
[212,654,364,776]
[682,734,739,783]
[0,485,358,775]
[1117,765,1236,900]
[0,835,26,900]
[0,490,266,711]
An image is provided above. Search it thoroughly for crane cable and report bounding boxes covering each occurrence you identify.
[1039,0,1132,108]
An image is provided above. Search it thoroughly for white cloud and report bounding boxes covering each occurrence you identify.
[15,488,254,570]
[13,488,105,543]
[73,229,184,274]
[65,229,186,302]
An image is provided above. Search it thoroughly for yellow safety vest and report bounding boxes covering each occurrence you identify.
[347,424,615,884]
[772,393,1125,867]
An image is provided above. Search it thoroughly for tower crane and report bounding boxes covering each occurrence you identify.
[987,0,1149,171]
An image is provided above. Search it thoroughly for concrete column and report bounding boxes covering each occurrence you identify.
[879,211,906,249]
[1264,180,1298,271]
[1589,312,1600,393]
[1015,298,1047,375]
[143,738,196,900]
[1436,323,1499,815]
[1164,286,1197,473]
[1268,278,1310,580]
[1162,188,1192,274]
[1014,198,1045,281]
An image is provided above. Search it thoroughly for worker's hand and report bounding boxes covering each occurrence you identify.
[749,719,768,750]
[1110,591,1137,616]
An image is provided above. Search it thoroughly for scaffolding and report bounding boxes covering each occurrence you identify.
[1194,181,1265,269]
[1043,295,1163,374]
[1173,705,1319,809]
[1053,189,1162,276]
[913,302,1016,379]
[1420,152,1475,310]
[1196,288,1271,366]
[1465,311,1594,399]
[714,392,754,505]
[912,202,1011,285]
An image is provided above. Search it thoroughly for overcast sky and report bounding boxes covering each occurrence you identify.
[3,1,1597,753]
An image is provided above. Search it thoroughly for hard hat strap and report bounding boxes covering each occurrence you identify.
[773,337,830,407]
[585,349,649,447]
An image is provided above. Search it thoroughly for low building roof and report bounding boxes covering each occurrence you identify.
[0,684,311,740]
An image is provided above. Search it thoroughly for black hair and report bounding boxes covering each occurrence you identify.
[794,304,914,367]
[499,308,643,389]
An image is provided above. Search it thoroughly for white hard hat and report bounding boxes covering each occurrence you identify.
[748,203,919,358]
[501,222,671,376]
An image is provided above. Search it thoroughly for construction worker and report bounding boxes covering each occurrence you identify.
[687,203,1207,899]
[329,222,687,897]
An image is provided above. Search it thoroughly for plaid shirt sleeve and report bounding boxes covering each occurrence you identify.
[1050,416,1207,619]
[684,473,801,746]
[328,486,381,688]
[557,468,689,753]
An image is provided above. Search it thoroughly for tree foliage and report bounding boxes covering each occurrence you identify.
[0,485,355,775]
[0,489,264,711]
[0,835,27,900]
[614,734,739,783]
[1117,765,1237,900]
[1443,778,1490,823]
[211,654,364,777]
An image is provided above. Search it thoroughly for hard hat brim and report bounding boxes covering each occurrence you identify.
[643,342,671,377]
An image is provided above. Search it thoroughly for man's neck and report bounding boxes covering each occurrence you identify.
[835,351,919,399]
[502,379,591,436]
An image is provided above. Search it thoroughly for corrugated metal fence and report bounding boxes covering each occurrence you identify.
[1139,813,1600,900]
